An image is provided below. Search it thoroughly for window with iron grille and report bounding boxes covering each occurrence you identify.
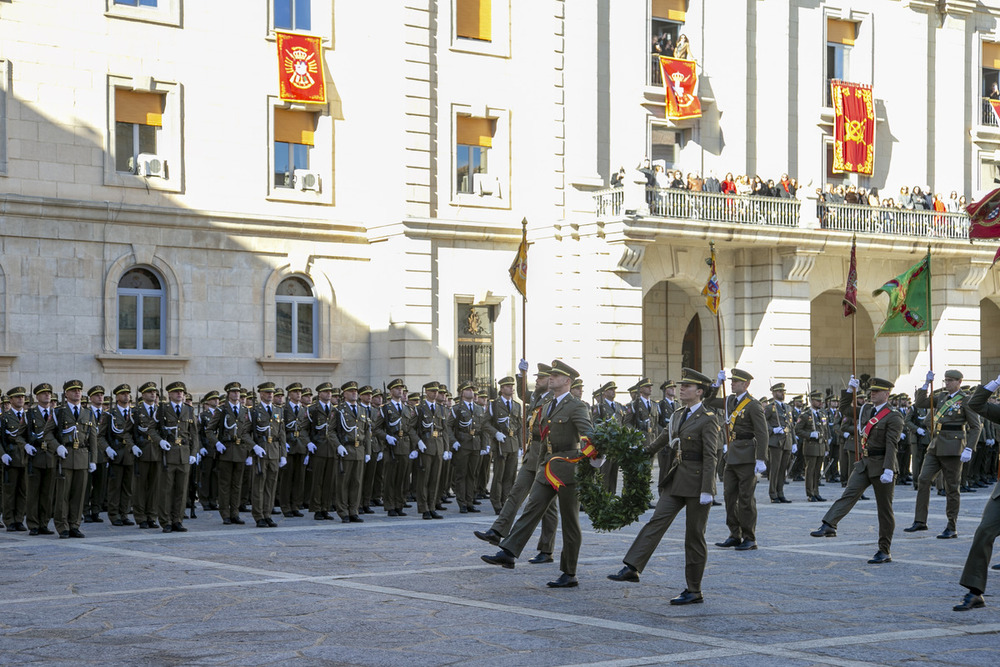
[457,304,495,396]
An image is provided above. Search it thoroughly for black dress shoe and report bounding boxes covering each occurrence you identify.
[231,517,245,525]
[770,498,782,504]
[715,536,741,548]
[807,496,817,502]
[430,511,444,519]
[83,515,94,523]
[992,563,1000,571]
[779,497,792,503]
[238,505,249,512]
[6,524,18,532]
[256,519,269,528]
[734,539,758,551]
[139,521,150,529]
[266,519,277,527]
[341,516,350,523]
[283,512,297,518]
[467,507,481,513]
[903,521,928,532]
[814,495,825,502]
[92,514,104,523]
[810,523,836,538]
[397,511,407,517]
[163,525,174,533]
[148,522,160,529]
[387,509,399,517]
[222,518,232,525]
[361,506,374,515]
[271,508,282,515]
[59,531,70,539]
[528,552,553,564]
[29,528,39,536]
[860,494,870,500]
[669,589,704,605]
[475,528,503,546]
[173,523,188,532]
[435,504,447,511]
[121,518,134,526]
[70,528,86,537]
[38,527,54,535]
[867,551,892,564]
[711,500,722,506]
[953,592,986,611]
[459,506,469,514]
[422,512,432,520]
[481,550,516,569]
[292,510,304,517]
[349,515,364,523]
[322,512,336,520]
[547,573,578,588]
[403,503,412,508]
[15,523,27,531]
[937,489,946,496]
[937,528,958,539]
[608,566,639,582]
[111,520,125,527]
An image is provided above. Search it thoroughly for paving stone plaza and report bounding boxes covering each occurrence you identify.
[1,478,997,666]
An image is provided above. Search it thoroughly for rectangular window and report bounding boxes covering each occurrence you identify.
[456,303,495,392]
[142,295,162,350]
[273,108,315,188]
[118,295,138,350]
[274,0,311,31]
[114,89,162,173]
[276,298,316,356]
[276,302,293,354]
[982,43,1000,126]
[980,154,1000,192]
[456,0,491,42]
[456,116,494,194]
[115,0,158,5]
[650,125,679,168]
[825,18,854,106]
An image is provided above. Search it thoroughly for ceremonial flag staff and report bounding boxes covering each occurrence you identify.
[509,217,529,456]
[926,245,936,436]
[703,242,731,443]
[843,235,860,462]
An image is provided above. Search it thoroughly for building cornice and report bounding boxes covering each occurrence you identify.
[368,217,524,245]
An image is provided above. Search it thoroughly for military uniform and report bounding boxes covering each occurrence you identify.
[158,381,200,531]
[84,386,110,523]
[250,383,284,527]
[1,387,30,530]
[207,382,254,524]
[45,380,99,537]
[657,382,677,487]
[813,378,902,561]
[197,393,221,510]
[332,382,371,522]
[624,379,661,446]
[795,392,832,501]
[360,391,383,512]
[378,380,411,516]
[25,387,57,534]
[306,383,338,520]
[488,378,522,513]
[449,383,493,513]
[105,385,136,525]
[764,383,795,502]
[959,384,1000,602]
[132,384,165,528]
[411,382,447,518]
[279,384,308,517]
[594,381,625,494]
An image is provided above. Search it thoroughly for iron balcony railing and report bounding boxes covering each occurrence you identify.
[819,203,969,239]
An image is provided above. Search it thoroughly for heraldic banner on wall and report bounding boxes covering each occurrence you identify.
[277,32,326,103]
[831,79,875,175]
[659,56,702,120]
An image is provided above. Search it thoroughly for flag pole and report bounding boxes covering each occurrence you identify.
[852,300,859,463]
[709,242,732,444]
[519,218,528,458]
[926,245,935,436]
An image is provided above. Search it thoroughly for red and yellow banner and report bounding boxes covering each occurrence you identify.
[989,99,1000,126]
[831,80,875,175]
[659,56,701,120]
[966,187,1000,239]
[277,32,326,103]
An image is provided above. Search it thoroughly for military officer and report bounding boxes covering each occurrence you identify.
[825,393,842,483]
[83,385,109,524]
[1,386,30,531]
[593,380,625,494]
[474,389,493,501]
[332,381,370,522]
[449,381,489,513]
[625,378,661,445]
[158,381,199,533]
[838,389,867,489]
[306,382,338,521]
[906,369,983,538]
[104,384,136,526]
[131,381,164,529]
[488,376,521,514]
[656,381,678,486]
[410,381,447,519]
[378,379,411,517]
[796,390,831,502]
[434,386,455,510]
[811,376,902,564]
[24,384,57,535]
[250,382,284,527]
[45,379,99,538]
[764,382,795,503]
[608,368,719,604]
[198,390,221,511]
[208,382,254,525]
[279,383,308,518]
[481,360,598,588]
[360,387,383,513]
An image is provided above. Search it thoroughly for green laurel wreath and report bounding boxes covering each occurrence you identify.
[576,420,653,532]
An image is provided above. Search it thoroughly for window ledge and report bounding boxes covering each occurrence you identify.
[0,354,17,371]
[106,171,183,193]
[104,2,181,28]
[256,357,341,374]
[266,189,331,205]
[96,354,190,373]
[451,193,510,210]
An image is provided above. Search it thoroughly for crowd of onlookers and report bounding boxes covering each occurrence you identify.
[817,183,967,213]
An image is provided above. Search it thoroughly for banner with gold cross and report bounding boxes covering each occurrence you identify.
[831,80,875,175]
[276,32,326,103]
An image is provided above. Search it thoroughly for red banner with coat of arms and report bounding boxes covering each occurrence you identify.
[659,57,701,120]
[831,80,875,175]
[277,32,326,103]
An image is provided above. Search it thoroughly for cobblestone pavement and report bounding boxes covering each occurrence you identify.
[0,478,998,666]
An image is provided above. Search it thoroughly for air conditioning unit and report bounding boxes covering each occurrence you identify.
[294,169,321,192]
[136,153,167,178]
[474,172,499,197]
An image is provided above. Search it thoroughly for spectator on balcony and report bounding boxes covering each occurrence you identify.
[911,186,928,210]
[637,158,655,186]
[898,186,913,210]
[674,34,691,60]
[751,176,768,196]
[946,191,960,212]
[611,166,626,188]
[830,184,845,204]
[776,174,796,199]
[868,187,881,207]
[933,193,946,213]
[704,171,721,193]
[845,185,860,205]
[688,172,704,192]
[670,170,686,189]
[660,32,674,57]
[721,173,737,195]
[736,175,752,197]
[991,82,999,101]
[958,194,968,210]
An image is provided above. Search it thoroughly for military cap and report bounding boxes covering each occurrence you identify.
[108,384,130,397]
[331,387,342,397]
[224,381,242,393]
[961,385,971,392]
[438,383,448,392]
[257,381,276,393]
[239,388,249,398]
[273,387,285,397]
[285,382,303,393]
[536,363,552,377]
[34,383,53,395]
[548,359,580,379]
[730,368,753,382]
[341,380,359,393]
[599,381,617,393]
[809,390,823,400]
[301,387,313,397]
[944,369,963,381]
[678,368,712,388]
[7,386,26,398]
[457,380,476,393]
[139,381,158,394]
[88,385,106,397]
[63,379,84,392]
[498,376,516,387]
[627,382,639,393]
[372,388,383,397]
[770,382,785,392]
[422,381,439,392]
[407,391,420,401]
[898,393,910,401]
[476,389,488,398]
[1,394,7,403]
[387,378,405,390]
[592,388,602,398]
[358,385,373,396]
[571,378,584,389]
[315,382,334,393]
[165,381,187,394]
[636,378,652,389]
[825,391,835,400]
[868,377,894,392]
[202,390,221,402]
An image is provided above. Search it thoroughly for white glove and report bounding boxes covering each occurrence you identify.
[364,454,371,463]
[280,456,287,468]
[245,456,253,466]
[809,431,818,440]
[132,445,143,458]
[723,444,728,454]
[443,450,452,461]
[847,376,860,393]
[495,431,506,443]
[337,444,348,457]
[843,432,850,439]
[216,441,226,454]
[925,370,935,384]
[307,441,317,454]
[56,445,68,459]
[159,439,171,451]
[376,451,383,461]
[188,455,197,465]
[483,444,491,455]
[699,493,713,505]
[590,456,606,468]
[417,440,427,453]
[772,427,784,435]
[988,439,996,446]
[879,469,894,484]
[199,447,208,457]
[303,454,310,466]
[408,450,419,459]
[899,432,906,441]
[916,427,926,436]
[717,369,727,384]
[518,358,529,372]
[88,462,97,473]
[105,446,116,460]
[196,453,202,464]
[385,435,397,446]
[1,453,11,466]
[253,445,266,457]
[285,443,290,453]
[960,447,973,463]
[792,444,798,454]
[24,444,37,456]
[452,441,461,451]
[754,459,766,475]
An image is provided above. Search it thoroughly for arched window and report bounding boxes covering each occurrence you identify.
[276,276,317,357]
[118,267,165,354]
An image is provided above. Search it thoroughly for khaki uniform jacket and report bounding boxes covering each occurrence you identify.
[107,405,136,466]
[25,406,55,469]
[363,404,383,456]
[207,403,254,463]
[1,408,30,467]
[914,388,983,457]
[330,402,371,461]
[847,400,903,477]
[967,385,1000,501]
[160,402,200,465]
[536,394,594,487]
[251,402,285,460]
[283,403,308,456]
[489,396,522,455]
[198,408,217,459]
[44,403,98,469]
[133,401,164,463]
[378,399,412,458]
[413,400,447,456]
[709,393,768,463]
[658,398,676,429]
[794,408,831,457]
[594,398,624,424]
[649,403,719,497]
[765,401,795,451]
[448,401,490,452]
[306,402,337,457]
[91,407,111,463]
[625,397,660,443]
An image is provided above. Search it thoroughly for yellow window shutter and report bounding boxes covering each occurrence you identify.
[115,89,164,127]
[984,42,1000,70]
[456,116,494,148]
[652,0,685,22]
[456,0,491,42]
[274,109,316,146]
[827,18,855,46]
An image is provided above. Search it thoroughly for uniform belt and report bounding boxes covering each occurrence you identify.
[680,451,703,461]
[733,433,754,440]
[867,448,886,456]
[939,424,964,432]
[549,445,579,454]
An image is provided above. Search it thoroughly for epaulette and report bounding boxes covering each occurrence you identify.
[703,409,715,417]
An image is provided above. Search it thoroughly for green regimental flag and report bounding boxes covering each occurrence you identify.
[872,253,930,337]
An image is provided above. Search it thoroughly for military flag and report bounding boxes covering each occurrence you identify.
[277,32,326,103]
[872,253,930,337]
[843,234,858,316]
[659,57,702,120]
[509,218,528,298]
[702,245,720,314]
[965,187,1000,240]
[830,80,875,175]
